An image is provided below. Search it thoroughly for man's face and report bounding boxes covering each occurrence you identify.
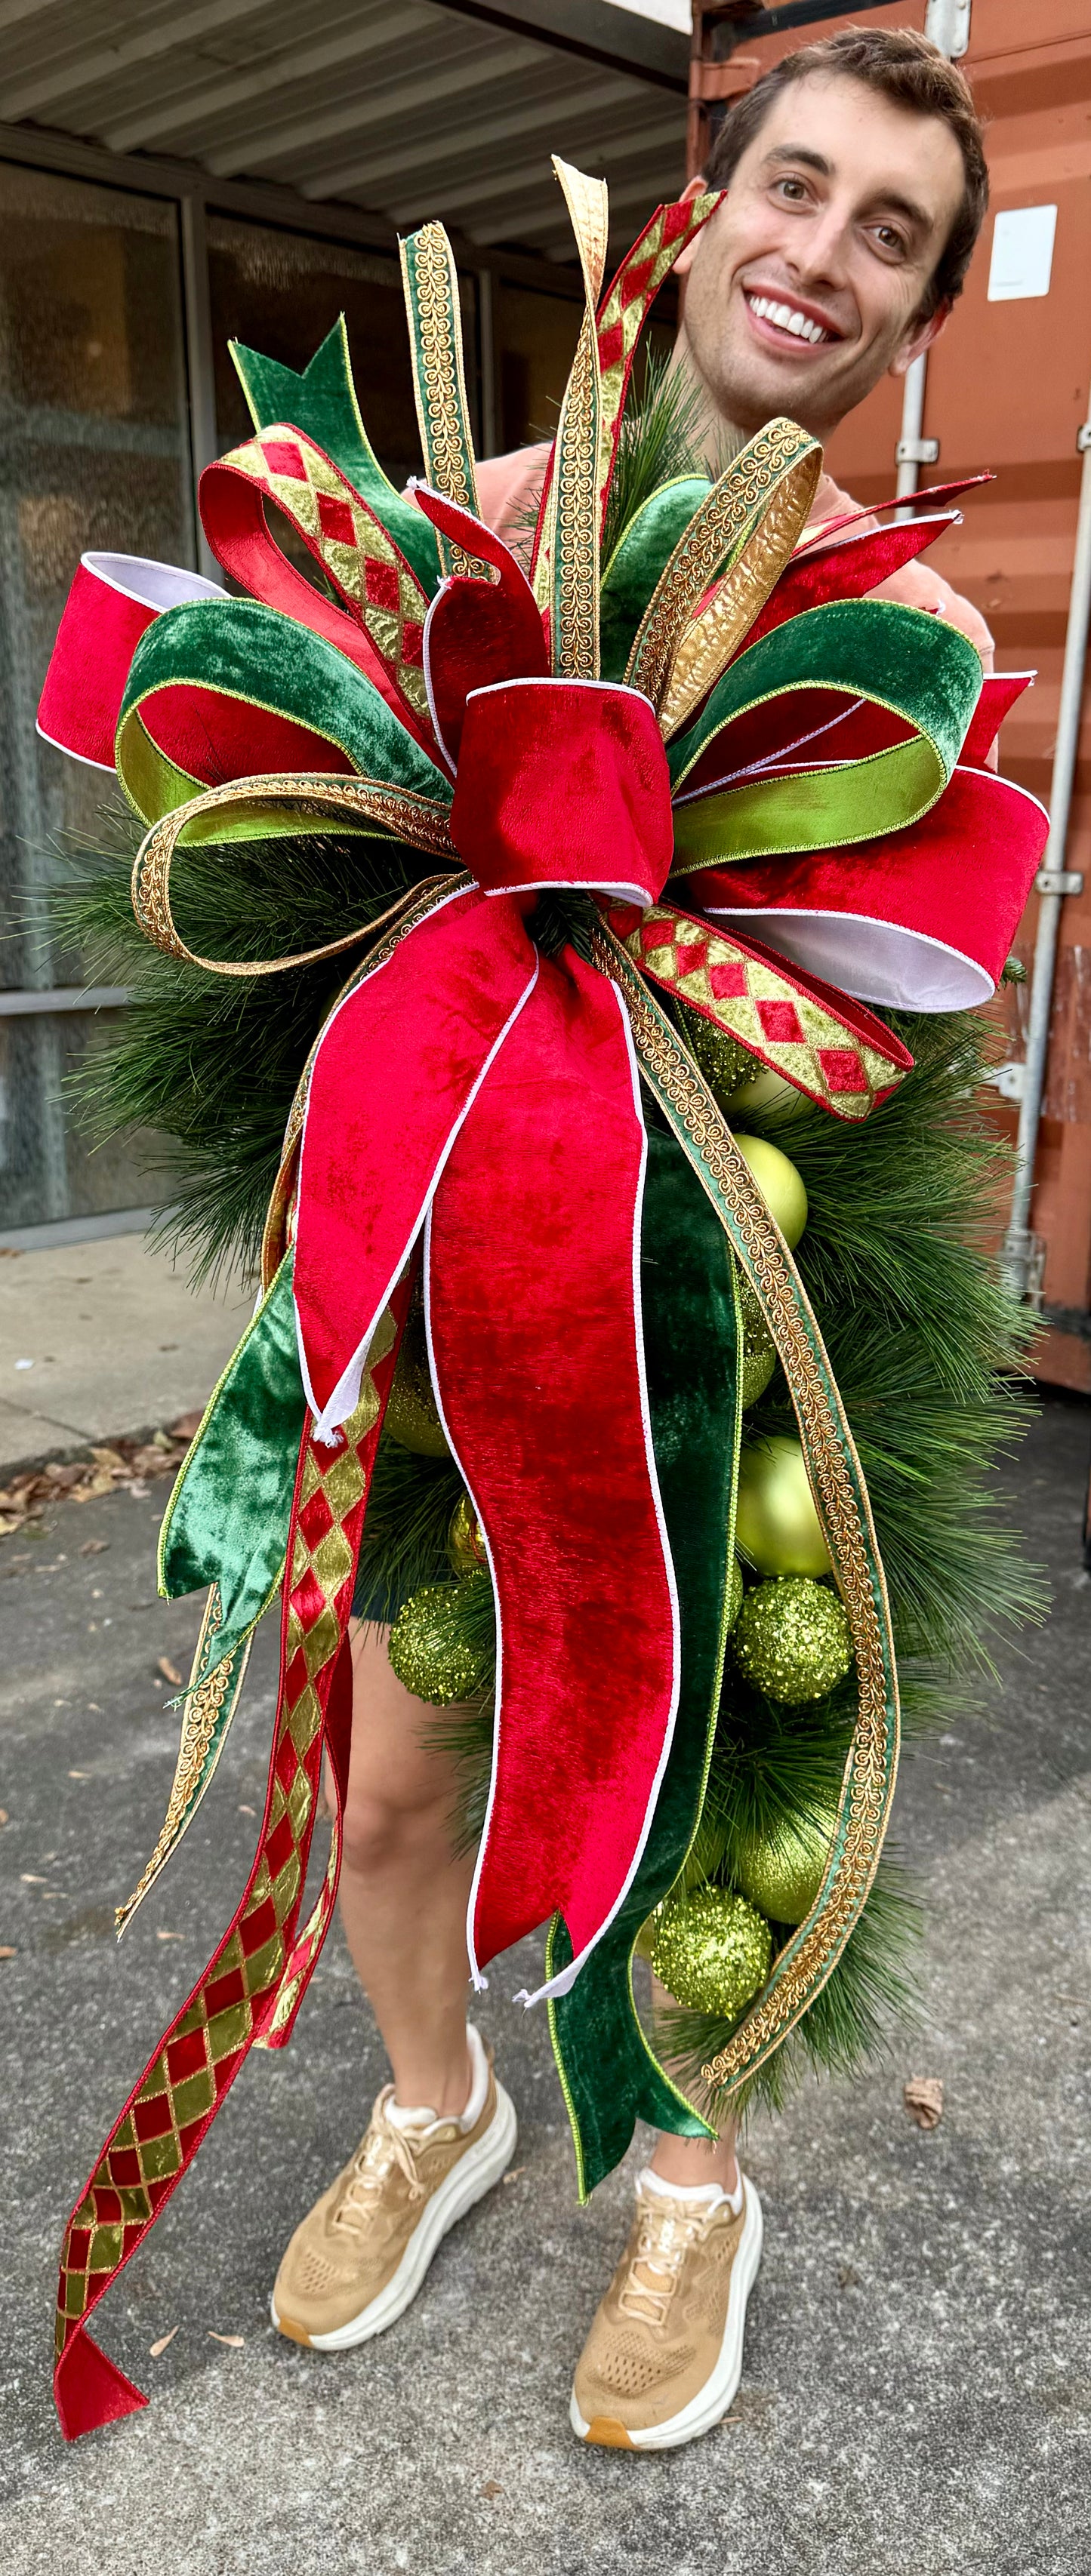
[679,72,966,440]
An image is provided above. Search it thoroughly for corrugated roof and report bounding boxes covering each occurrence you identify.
[0,0,691,257]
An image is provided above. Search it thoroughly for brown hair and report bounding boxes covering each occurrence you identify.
[704,26,989,320]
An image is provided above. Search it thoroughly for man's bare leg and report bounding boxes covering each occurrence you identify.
[335,1616,476,2115]
[648,1972,740,2190]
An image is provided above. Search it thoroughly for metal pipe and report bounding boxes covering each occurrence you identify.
[1001,417,1091,1297]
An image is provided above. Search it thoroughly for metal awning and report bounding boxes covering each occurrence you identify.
[0,0,692,257]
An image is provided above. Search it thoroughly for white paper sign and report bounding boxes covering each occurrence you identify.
[988,205,1058,302]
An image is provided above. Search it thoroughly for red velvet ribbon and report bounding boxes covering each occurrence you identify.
[293,685,680,1989]
[35,552,225,769]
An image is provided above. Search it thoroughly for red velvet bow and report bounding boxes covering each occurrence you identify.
[294,491,680,1996]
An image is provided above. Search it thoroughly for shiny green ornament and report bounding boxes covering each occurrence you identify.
[385,1310,449,1456]
[682,1007,756,1108]
[735,1434,831,1577]
[732,1575,852,1703]
[448,1491,486,1574]
[736,1809,837,1926]
[388,1570,492,1704]
[736,1266,777,1409]
[652,1885,772,2017]
[732,1133,808,1248]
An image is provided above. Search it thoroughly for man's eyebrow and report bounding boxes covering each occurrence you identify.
[759,144,932,235]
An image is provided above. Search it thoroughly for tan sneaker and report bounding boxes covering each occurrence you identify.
[570,2168,763,2450]
[271,2033,516,2350]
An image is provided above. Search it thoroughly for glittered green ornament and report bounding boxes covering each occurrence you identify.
[735,1435,831,1577]
[652,1885,772,2017]
[681,1007,757,1109]
[727,1553,744,1631]
[736,1809,837,1925]
[736,1266,777,1409]
[732,1575,852,1703]
[448,1491,486,1574]
[385,1312,448,1457]
[388,1569,492,1703]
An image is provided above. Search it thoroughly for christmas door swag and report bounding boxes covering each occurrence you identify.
[39,159,1046,2439]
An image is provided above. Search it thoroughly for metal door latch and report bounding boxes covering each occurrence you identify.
[1036,869,1084,897]
[895,437,940,466]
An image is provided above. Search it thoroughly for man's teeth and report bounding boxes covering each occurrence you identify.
[747,294,828,344]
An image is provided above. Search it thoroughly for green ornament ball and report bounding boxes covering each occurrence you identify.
[735,1435,831,1577]
[736,1809,837,1926]
[727,1554,744,1632]
[385,1316,449,1457]
[729,1064,809,1122]
[736,1266,777,1409]
[732,1575,852,1704]
[682,1008,757,1108]
[388,1571,492,1704]
[652,1886,772,2017]
[732,1133,809,1248]
[448,1491,487,1574]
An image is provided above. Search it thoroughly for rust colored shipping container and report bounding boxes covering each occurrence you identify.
[689,0,1091,1399]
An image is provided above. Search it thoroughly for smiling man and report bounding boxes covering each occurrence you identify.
[479,26,993,664]
[273,28,996,2461]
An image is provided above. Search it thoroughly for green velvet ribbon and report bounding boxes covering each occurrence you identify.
[118,596,451,834]
[547,1115,741,2196]
[229,317,441,597]
[158,1253,305,1669]
[599,477,711,683]
[670,596,982,871]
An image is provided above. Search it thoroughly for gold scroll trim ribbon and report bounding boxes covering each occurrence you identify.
[131,774,458,974]
[596,925,900,2098]
[626,420,821,731]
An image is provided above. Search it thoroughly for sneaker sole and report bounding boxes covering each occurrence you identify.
[272,2081,518,2352]
[569,2179,763,2452]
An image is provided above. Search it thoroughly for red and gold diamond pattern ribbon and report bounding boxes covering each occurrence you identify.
[594,195,720,535]
[606,902,911,1121]
[222,423,431,727]
[54,1293,407,2441]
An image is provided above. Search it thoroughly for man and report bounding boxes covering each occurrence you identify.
[271,26,992,2450]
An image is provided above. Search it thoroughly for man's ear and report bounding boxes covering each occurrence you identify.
[889,298,953,381]
[673,172,711,281]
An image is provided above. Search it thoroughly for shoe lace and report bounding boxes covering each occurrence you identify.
[617,2195,707,2329]
[332,2088,432,2235]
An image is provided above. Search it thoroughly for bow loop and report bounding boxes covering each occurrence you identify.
[448,677,674,907]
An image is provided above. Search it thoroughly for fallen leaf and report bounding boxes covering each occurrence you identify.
[156,1928,183,1942]
[20,1873,45,1885]
[501,2166,527,2185]
[903,2075,944,2130]
[207,2331,245,2347]
[157,1657,183,1687]
[238,1803,256,1817]
[79,1539,109,1556]
[0,1946,16,1960]
[68,1771,90,1781]
[171,1412,203,1441]
[149,2327,178,2359]
[480,2481,503,2499]
[0,1808,8,1824]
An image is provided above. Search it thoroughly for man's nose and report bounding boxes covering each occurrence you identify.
[782,199,853,294]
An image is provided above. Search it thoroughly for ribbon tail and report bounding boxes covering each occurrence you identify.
[426,952,680,1998]
[53,1303,404,2442]
[292,885,540,1439]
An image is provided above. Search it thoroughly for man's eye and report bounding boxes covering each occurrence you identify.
[873,225,906,255]
[775,177,809,202]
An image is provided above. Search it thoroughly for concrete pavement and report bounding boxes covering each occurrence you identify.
[0,1231,250,1475]
[0,1395,1089,2574]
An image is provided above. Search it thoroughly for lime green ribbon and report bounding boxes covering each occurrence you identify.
[669,597,982,873]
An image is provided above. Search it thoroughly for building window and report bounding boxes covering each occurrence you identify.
[0,161,192,1230]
